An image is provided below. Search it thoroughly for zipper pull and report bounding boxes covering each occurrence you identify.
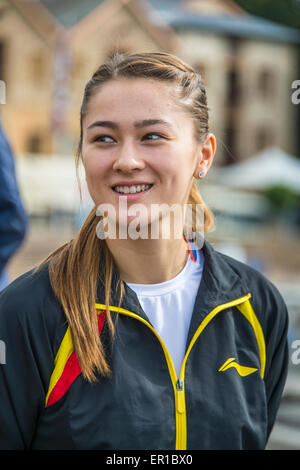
[176,379,184,414]
[176,379,183,391]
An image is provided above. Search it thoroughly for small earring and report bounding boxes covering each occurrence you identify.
[198,171,205,179]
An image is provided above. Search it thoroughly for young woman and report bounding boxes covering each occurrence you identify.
[0,52,288,450]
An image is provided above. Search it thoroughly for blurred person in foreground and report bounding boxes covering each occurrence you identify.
[0,52,289,450]
[0,124,28,290]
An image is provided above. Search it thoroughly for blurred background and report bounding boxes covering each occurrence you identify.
[0,0,300,449]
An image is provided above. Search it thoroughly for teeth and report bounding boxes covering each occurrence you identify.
[114,184,151,194]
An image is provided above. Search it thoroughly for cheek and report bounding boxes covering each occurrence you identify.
[81,153,109,203]
[163,151,196,202]
[82,149,108,182]
[82,151,99,174]
[155,149,184,179]
[160,150,192,186]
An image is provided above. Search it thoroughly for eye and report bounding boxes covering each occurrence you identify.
[142,133,163,141]
[93,135,115,143]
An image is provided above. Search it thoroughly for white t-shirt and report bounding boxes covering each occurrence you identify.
[127,249,204,378]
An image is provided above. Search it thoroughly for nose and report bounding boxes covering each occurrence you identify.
[112,141,145,173]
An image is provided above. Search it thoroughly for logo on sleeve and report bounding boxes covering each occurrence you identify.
[218,357,258,377]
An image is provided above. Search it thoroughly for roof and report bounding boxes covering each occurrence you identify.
[147,1,300,44]
[148,0,247,16]
[39,0,106,28]
[34,0,300,44]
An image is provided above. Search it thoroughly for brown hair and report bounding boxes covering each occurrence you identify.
[44,52,214,381]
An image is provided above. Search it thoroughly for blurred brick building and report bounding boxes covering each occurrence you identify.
[0,0,299,165]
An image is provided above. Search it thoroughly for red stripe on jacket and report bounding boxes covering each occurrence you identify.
[46,312,106,407]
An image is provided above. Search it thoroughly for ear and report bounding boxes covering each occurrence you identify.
[193,133,217,179]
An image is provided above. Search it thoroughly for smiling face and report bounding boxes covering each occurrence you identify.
[81,77,212,235]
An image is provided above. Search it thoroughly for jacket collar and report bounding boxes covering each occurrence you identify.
[200,240,249,306]
[185,240,250,347]
[96,239,249,325]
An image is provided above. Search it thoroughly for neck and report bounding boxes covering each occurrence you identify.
[105,237,189,284]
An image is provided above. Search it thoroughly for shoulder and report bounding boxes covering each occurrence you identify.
[0,262,67,350]
[218,248,286,303]
[0,263,69,422]
[1,262,53,310]
[211,245,288,335]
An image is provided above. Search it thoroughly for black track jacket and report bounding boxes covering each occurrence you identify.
[0,240,289,450]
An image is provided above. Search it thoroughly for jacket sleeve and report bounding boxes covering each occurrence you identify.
[0,126,28,275]
[0,267,63,449]
[264,293,289,440]
[253,277,289,441]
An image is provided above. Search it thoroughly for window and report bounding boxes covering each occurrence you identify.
[257,69,275,99]
[228,36,240,56]
[30,53,45,83]
[27,133,43,154]
[227,65,240,106]
[255,127,274,152]
[72,55,84,80]
[224,125,238,165]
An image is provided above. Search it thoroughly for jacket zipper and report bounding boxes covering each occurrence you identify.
[95,292,251,450]
[175,378,185,450]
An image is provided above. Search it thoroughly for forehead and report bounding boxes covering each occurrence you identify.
[83,77,188,127]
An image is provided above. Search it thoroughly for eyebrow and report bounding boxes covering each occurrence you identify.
[87,119,173,131]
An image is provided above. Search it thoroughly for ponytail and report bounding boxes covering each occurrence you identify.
[41,208,120,381]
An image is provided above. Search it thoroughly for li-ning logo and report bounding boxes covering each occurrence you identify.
[218,357,258,377]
